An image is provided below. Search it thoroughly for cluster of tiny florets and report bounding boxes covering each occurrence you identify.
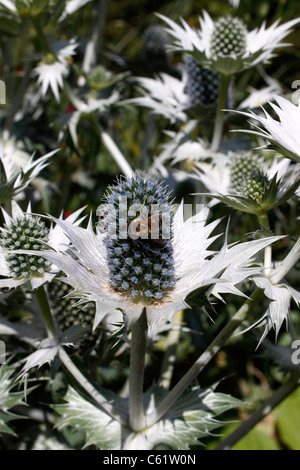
[99,175,175,304]
[230,153,270,202]
[1,216,51,279]
[185,55,219,106]
[230,153,261,194]
[210,16,247,58]
[48,280,97,353]
[241,169,270,203]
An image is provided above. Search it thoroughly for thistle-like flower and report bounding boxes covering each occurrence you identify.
[0,201,85,290]
[25,173,281,329]
[34,40,78,102]
[129,61,219,124]
[158,12,300,75]
[0,140,57,204]
[235,95,300,164]
[192,150,300,214]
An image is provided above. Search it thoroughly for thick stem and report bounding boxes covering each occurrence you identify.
[34,285,57,341]
[210,73,231,152]
[258,212,272,277]
[145,289,264,428]
[128,308,148,431]
[271,236,300,284]
[215,372,300,450]
[159,310,184,390]
[100,130,133,178]
[58,346,127,425]
[30,15,50,53]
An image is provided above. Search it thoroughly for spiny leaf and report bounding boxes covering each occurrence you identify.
[54,386,125,450]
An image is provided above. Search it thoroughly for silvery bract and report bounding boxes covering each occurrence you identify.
[236,95,300,163]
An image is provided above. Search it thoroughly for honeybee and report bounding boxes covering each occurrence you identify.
[127,205,171,243]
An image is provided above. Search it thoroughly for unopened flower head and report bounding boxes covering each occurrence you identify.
[0,201,86,290]
[241,169,270,204]
[185,55,219,106]
[230,152,262,193]
[1,215,51,279]
[210,16,247,59]
[48,280,97,353]
[98,174,175,304]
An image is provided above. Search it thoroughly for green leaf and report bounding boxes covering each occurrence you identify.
[54,386,124,450]
[0,363,34,435]
[143,384,243,450]
[275,387,300,450]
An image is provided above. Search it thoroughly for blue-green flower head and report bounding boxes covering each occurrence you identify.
[99,174,175,305]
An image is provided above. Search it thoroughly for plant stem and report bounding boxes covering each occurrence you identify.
[271,236,300,284]
[210,73,231,152]
[128,308,148,431]
[34,285,57,341]
[100,130,133,178]
[215,371,300,450]
[30,15,50,52]
[145,289,264,428]
[258,212,272,277]
[82,0,110,75]
[58,347,127,425]
[90,114,133,177]
[159,310,184,390]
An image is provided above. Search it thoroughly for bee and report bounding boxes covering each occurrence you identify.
[127,205,171,244]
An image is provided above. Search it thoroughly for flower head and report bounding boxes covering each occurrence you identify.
[34,40,78,102]
[0,201,85,290]
[192,150,300,214]
[158,12,300,75]
[25,173,281,330]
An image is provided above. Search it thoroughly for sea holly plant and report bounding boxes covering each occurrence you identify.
[0,0,300,453]
[5,171,298,450]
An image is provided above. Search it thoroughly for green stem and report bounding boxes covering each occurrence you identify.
[271,236,300,284]
[145,289,264,428]
[210,73,231,152]
[58,347,127,425]
[34,285,57,341]
[258,212,272,277]
[30,15,50,52]
[215,371,300,450]
[159,309,184,390]
[128,308,148,431]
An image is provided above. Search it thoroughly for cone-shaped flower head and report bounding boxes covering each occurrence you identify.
[241,169,270,204]
[99,174,175,304]
[47,280,97,354]
[210,16,247,59]
[1,215,51,279]
[185,55,219,106]
[230,152,262,193]
[0,201,86,290]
